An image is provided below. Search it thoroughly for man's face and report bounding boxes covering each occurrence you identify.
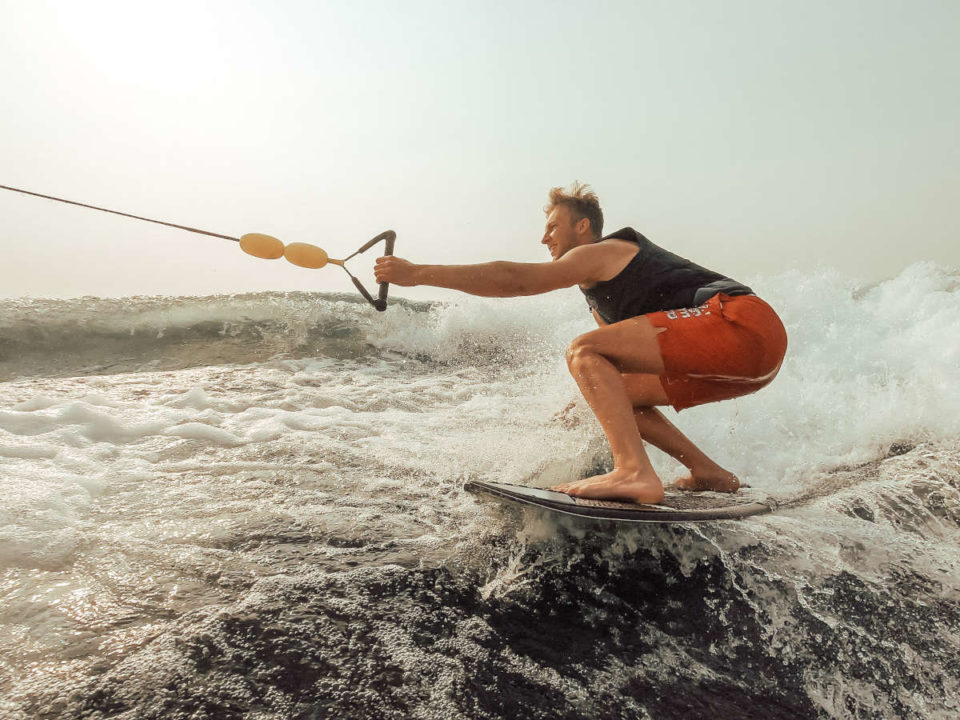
[541,205,581,260]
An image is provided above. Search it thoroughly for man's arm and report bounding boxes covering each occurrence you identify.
[374,243,619,298]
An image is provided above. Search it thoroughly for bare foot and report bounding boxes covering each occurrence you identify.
[670,468,740,493]
[550,467,665,504]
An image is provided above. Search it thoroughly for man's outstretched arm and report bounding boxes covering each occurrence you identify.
[374,244,612,298]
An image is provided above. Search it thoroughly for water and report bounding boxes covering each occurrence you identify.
[1,262,959,719]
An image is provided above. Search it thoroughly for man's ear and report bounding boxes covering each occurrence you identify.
[576,217,591,236]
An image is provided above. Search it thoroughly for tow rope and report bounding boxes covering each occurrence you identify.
[0,183,396,311]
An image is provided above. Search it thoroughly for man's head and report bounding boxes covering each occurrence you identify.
[542,182,604,260]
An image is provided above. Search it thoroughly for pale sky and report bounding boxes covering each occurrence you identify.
[1,0,957,301]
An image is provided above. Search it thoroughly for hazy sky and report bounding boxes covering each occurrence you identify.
[1,0,958,300]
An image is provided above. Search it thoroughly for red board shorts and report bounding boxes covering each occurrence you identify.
[646,293,788,411]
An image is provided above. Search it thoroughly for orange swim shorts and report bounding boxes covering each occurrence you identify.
[646,293,788,411]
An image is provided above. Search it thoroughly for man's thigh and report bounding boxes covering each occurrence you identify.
[622,374,671,407]
[570,316,667,375]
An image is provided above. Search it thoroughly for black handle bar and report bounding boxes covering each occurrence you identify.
[344,230,396,312]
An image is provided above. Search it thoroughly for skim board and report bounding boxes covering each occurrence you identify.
[465,480,776,523]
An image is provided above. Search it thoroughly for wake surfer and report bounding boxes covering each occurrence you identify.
[374,183,787,504]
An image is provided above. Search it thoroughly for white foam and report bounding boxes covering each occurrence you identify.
[12,395,60,412]
[0,443,59,459]
[164,423,244,447]
[164,387,215,410]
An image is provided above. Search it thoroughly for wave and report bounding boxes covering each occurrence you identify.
[0,287,587,380]
[3,261,959,460]
[0,292,426,381]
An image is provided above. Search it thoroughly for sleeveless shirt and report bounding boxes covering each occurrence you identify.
[580,227,753,324]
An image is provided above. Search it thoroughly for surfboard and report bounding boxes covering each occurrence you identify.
[465,480,776,523]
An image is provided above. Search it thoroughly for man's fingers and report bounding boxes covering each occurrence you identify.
[373,256,415,286]
[375,258,396,282]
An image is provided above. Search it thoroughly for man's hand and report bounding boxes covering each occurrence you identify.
[375,256,420,287]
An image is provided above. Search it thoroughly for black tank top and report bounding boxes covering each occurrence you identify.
[581,227,753,323]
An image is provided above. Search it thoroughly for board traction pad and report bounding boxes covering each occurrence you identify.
[466,480,776,523]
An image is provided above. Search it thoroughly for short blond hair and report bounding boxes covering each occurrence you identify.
[545,182,603,239]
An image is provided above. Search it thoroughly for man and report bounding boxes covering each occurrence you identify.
[374,183,787,504]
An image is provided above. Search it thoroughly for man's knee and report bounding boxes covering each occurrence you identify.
[565,334,601,370]
[567,318,668,375]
